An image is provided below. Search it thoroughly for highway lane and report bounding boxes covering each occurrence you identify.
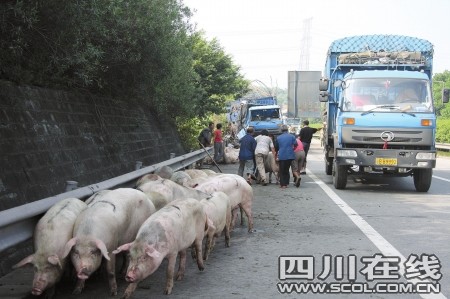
[1,139,448,299]
[306,142,450,298]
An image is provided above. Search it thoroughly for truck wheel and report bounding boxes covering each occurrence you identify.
[333,160,347,189]
[325,156,333,175]
[413,168,432,192]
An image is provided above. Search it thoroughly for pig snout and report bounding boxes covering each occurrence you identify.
[77,267,91,280]
[125,272,136,283]
[125,267,138,283]
[32,275,48,295]
[31,287,44,296]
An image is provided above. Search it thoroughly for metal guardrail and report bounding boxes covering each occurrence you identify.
[0,147,213,253]
[436,143,450,152]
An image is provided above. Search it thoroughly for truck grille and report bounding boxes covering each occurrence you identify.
[342,128,433,148]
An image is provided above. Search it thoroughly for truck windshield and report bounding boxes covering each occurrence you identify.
[249,108,280,121]
[342,78,433,113]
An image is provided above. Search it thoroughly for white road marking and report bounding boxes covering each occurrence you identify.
[433,175,450,183]
[307,170,447,299]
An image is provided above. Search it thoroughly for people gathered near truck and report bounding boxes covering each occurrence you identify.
[254,129,276,186]
[298,120,320,174]
[274,125,297,189]
[238,126,257,185]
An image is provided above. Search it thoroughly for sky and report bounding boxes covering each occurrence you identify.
[183,0,450,90]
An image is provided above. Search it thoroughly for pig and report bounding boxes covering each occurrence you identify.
[136,174,210,204]
[184,169,208,179]
[62,188,156,296]
[170,171,192,186]
[201,169,217,176]
[199,191,232,260]
[113,198,208,299]
[264,152,280,184]
[193,174,254,232]
[182,176,210,188]
[154,165,174,179]
[12,198,87,298]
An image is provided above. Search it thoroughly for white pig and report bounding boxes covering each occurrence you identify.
[62,188,155,295]
[193,174,254,232]
[113,198,208,299]
[12,198,87,298]
[199,191,231,260]
[137,174,210,204]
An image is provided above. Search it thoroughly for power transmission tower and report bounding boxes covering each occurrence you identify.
[299,18,312,71]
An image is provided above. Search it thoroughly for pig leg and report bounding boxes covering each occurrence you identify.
[164,253,177,295]
[240,206,245,226]
[73,279,85,295]
[224,221,231,247]
[203,231,213,260]
[121,283,137,299]
[176,250,186,281]
[119,252,129,276]
[190,243,197,260]
[240,203,254,232]
[230,207,239,230]
[106,256,118,296]
[194,237,205,271]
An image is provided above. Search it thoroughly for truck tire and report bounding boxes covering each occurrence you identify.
[413,168,432,192]
[325,156,333,175]
[333,160,347,189]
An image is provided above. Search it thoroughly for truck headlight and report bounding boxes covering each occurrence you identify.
[416,152,435,160]
[336,149,357,157]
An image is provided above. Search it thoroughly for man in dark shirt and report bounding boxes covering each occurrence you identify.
[198,122,214,167]
[238,127,257,184]
[298,120,321,174]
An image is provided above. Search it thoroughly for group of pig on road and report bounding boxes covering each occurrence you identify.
[13,167,254,299]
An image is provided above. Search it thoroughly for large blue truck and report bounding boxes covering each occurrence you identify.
[319,34,447,192]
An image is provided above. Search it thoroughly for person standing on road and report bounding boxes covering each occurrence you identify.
[291,135,305,187]
[254,129,276,186]
[213,123,224,163]
[198,122,214,167]
[238,127,257,185]
[298,120,320,174]
[275,125,297,189]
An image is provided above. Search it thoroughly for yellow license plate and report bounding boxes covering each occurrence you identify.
[375,158,397,166]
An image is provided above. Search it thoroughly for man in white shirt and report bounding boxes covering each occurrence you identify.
[254,129,276,186]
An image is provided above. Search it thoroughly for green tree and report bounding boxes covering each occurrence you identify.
[432,71,450,117]
[190,32,249,118]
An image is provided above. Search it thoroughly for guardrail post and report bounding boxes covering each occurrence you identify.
[170,153,176,159]
[65,181,78,192]
[135,161,143,170]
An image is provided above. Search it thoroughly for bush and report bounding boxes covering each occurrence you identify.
[436,118,450,143]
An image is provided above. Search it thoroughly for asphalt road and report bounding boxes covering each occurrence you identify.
[1,139,449,299]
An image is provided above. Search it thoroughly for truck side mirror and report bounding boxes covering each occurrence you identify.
[319,91,329,102]
[319,78,329,91]
[443,88,450,104]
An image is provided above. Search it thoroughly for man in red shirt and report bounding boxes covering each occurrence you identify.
[213,123,224,163]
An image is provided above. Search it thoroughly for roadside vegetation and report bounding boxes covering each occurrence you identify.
[1,1,449,149]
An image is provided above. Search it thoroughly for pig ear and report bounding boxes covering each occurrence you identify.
[47,255,62,269]
[94,239,110,261]
[12,254,34,269]
[62,237,78,259]
[145,245,161,259]
[112,243,133,255]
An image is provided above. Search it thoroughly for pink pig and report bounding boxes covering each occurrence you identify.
[113,198,208,299]
[12,198,87,298]
[62,188,155,296]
